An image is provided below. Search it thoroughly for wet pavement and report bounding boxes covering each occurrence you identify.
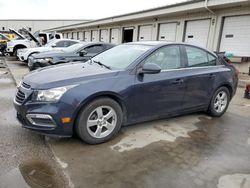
[2,56,250,188]
[0,57,67,188]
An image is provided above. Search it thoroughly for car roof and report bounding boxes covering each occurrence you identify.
[127,41,174,46]
[125,41,217,56]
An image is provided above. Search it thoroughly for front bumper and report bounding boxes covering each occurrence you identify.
[28,57,51,71]
[6,46,14,53]
[17,51,27,61]
[13,86,74,137]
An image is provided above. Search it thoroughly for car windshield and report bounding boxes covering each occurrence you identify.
[63,43,87,53]
[91,44,152,69]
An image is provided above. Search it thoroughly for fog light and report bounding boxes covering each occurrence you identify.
[26,114,56,127]
[61,117,71,123]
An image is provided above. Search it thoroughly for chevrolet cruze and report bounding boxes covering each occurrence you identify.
[14,42,238,144]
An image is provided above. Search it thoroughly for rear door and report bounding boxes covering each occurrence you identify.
[181,45,218,110]
[132,45,186,121]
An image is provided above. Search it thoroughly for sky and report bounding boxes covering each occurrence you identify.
[0,0,186,20]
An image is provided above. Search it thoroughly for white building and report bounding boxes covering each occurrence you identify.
[46,0,250,58]
[0,19,90,33]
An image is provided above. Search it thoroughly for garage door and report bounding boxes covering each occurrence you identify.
[158,23,177,41]
[84,31,91,42]
[73,32,77,39]
[100,29,108,42]
[110,28,119,44]
[78,32,84,40]
[138,25,153,41]
[220,15,250,57]
[91,30,99,42]
[184,19,211,48]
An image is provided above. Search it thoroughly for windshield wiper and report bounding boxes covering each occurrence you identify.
[92,60,111,70]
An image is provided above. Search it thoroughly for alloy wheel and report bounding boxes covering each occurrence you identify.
[86,105,117,139]
[214,91,228,113]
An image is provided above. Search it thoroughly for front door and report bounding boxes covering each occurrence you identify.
[131,45,186,122]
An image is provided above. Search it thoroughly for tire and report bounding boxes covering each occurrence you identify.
[76,98,123,144]
[13,46,26,58]
[208,87,230,117]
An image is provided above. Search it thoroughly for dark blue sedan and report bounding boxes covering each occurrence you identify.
[14,41,238,144]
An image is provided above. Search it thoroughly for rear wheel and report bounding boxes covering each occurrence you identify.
[76,98,123,144]
[208,87,230,117]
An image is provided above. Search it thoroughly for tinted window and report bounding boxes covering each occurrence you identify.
[84,45,104,54]
[185,46,216,67]
[56,40,77,47]
[144,45,181,70]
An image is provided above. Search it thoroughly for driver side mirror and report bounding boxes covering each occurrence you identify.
[79,50,87,57]
[138,63,161,74]
[51,43,57,48]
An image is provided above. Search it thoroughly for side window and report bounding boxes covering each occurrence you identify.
[55,41,67,47]
[68,41,78,46]
[55,34,61,39]
[144,45,181,70]
[185,46,216,67]
[208,53,217,65]
[84,45,104,54]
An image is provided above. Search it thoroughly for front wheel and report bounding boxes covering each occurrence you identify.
[208,87,230,117]
[76,98,123,144]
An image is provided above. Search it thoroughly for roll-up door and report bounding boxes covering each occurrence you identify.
[100,29,108,42]
[110,28,119,44]
[220,15,250,57]
[184,19,211,48]
[91,30,99,42]
[138,25,153,41]
[158,23,177,41]
[84,31,91,42]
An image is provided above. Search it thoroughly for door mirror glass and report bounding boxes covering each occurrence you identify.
[139,63,161,74]
[79,50,87,57]
[51,43,57,48]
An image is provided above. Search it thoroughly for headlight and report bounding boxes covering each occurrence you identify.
[36,57,53,63]
[33,85,76,102]
[45,57,53,62]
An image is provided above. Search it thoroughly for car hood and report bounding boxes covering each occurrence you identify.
[32,50,68,58]
[9,28,25,39]
[23,62,119,89]
[26,46,51,53]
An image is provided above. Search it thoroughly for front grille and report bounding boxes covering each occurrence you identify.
[21,82,31,89]
[15,90,26,104]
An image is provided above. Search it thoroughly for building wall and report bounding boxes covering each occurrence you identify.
[0,20,88,32]
[56,4,250,57]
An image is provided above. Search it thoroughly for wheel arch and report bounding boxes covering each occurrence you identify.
[215,83,233,100]
[72,92,127,132]
[14,44,27,51]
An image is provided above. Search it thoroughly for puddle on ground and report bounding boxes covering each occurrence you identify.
[111,115,211,152]
[0,160,63,188]
[217,174,250,188]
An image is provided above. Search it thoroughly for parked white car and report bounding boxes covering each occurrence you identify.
[17,39,79,62]
[6,28,62,56]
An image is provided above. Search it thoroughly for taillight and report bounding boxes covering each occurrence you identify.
[246,83,250,91]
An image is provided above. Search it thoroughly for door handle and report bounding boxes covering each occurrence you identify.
[171,79,184,85]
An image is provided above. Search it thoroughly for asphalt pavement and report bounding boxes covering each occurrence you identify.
[1,56,250,188]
